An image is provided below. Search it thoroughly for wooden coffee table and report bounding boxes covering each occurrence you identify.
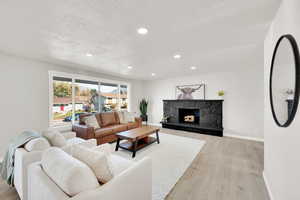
[115,126,160,158]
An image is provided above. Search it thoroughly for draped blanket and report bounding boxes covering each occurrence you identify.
[0,130,41,186]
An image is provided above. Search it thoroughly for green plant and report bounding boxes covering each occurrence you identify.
[139,98,148,116]
[218,90,225,96]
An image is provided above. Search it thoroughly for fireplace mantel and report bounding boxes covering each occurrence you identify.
[162,99,223,136]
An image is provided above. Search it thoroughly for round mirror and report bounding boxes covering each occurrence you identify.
[270,34,300,127]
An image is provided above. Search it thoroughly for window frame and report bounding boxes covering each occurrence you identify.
[49,71,131,128]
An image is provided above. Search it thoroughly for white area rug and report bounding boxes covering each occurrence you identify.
[113,133,206,200]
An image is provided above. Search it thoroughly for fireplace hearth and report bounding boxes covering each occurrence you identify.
[162,99,223,137]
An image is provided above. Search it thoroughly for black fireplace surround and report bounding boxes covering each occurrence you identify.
[162,100,223,136]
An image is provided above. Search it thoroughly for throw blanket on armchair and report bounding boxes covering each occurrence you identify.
[0,130,41,186]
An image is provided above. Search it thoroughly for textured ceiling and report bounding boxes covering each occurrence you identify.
[0,0,280,80]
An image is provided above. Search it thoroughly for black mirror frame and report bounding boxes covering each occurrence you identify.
[270,34,300,127]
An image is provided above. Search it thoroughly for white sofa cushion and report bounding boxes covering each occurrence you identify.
[41,147,100,196]
[93,143,114,156]
[92,144,133,176]
[66,137,85,146]
[71,145,113,183]
[24,138,50,152]
[61,131,76,140]
[108,154,134,176]
[42,130,67,147]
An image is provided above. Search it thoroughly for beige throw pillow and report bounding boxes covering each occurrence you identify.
[42,130,67,147]
[42,147,99,196]
[71,145,113,183]
[83,115,100,129]
[117,111,126,124]
[123,111,136,122]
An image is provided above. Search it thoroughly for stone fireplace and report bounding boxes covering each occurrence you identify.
[162,99,223,136]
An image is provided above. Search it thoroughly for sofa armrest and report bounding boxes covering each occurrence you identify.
[14,148,44,200]
[72,124,95,140]
[28,162,69,200]
[70,157,152,200]
[135,117,142,127]
[61,131,76,140]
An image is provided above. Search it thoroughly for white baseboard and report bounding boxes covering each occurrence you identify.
[147,122,264,142]
[263,171,274,200]
[224,134,264,142]
[146,122,162,127]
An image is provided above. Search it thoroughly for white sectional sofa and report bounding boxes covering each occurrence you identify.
[14,131,96,200]
[27,146,152,200]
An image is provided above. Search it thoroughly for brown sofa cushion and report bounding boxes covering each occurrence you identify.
[111,124,127,133]
[100,112,118,127]
[95,127,114,137]
[127,122,139,130]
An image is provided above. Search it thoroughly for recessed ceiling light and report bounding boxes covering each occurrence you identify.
[190,66,197,70]
[137,27,148,35]
[173,54,181,59]
[151,73,156,76]
[86,53,93,57]
[127,66,133,69]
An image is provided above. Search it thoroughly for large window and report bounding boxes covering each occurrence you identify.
[74,79,100,121]
[51,77,73,127]
[49,72,129,127]
[100,83,119,112]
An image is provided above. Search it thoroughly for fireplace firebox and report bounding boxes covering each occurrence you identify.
[179,108,200,124]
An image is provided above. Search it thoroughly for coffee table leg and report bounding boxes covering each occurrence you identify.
[115,138,120,151]
[156,130,160,144]
[132,140,138,158]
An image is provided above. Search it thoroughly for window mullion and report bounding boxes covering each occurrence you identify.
[71,78,75,124]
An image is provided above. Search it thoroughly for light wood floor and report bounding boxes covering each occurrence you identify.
[0,128,269,200]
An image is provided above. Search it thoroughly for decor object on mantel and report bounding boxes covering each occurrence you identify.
[139,98,148,123]
[218,90,225,99]
[161,115,170,123]
[162,99,223,136]
[175,84,206,100]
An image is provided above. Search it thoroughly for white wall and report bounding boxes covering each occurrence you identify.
[144,65,264,139]
[0,53,143,156]
[264,0,300,200]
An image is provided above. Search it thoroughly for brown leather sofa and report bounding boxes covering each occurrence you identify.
[72,112,142,145]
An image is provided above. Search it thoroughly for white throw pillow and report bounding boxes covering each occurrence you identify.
[42,130,67,147]
[123,111,136,122]
[42,147,99,196]
[117,111,127,123]
[83,115,100,129]
[24,138,50,152]
[71,145,113,183]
